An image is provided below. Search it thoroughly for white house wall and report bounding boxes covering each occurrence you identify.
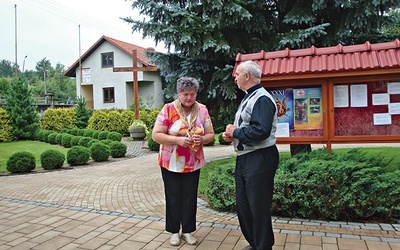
[75,41,164,110]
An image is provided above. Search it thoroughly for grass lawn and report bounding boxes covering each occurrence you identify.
[199,146,400,196]
[0,141,69,172]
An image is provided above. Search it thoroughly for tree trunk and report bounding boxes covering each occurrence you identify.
[290,144,311,157]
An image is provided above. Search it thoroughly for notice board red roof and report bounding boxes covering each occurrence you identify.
[234,39,400,78]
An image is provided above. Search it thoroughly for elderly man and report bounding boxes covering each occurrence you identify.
[223,60,279,250]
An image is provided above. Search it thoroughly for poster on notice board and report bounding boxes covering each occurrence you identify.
[293,87,323,130]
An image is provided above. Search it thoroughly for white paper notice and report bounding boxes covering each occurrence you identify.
[350,84,368,107]
[372,93,390,105]
[334,85,349,107]
[389,103,400,115]
[388,82,400,94]
[275,123,290,137]
[373,113,392,125]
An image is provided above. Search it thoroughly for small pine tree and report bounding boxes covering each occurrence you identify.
[75,96,92,129]
[4,78,39,140]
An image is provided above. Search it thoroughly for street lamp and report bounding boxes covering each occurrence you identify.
[22,55,27,73]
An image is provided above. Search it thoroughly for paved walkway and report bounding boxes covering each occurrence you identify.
[0,140,399,250]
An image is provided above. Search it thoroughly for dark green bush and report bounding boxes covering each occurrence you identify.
[40,149,65,170]
[206,148,400,223]
[61,133,74,148]
[148,135,160,151]
[48,133,58,145]
[218,132,232,145]
[56,133,64,145]
[70,128,79,136]
[41,130,54,143]
[78,137,92,147]
[87,139,100,148]
[206,163,236,212]
[273,149,400,222]
[92,131,100,139]
[77,129,85,136]
[83,129,96,138]
[90,142,110,162]
[98,131,109,140]
[100,139,113,146]
[107,131,122,142]
[71,136,83,147]
[110,141,127,158]
[67,146,91,166]
[61,128,71,134]
[7,151,36,173]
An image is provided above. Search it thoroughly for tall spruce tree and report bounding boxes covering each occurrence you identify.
[75,96,93,129]
[4,78,39,140]
[123,0,399,130]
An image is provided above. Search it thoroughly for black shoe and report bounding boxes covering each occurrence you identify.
[242,246,253,250]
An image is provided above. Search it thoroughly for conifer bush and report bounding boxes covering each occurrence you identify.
[87,139,100,148]
[7,151,36,173]
[83,129,96,138]
[56,133,64,145]
[67,146,91,166]
[40,149,65,170]
[98,131,109,140]
[206,164,236,212]
[48,133,58,145]
[78,137,92,147]
[148,135,160,151]
[70,136,83,147]
[107,131,122,142]
[110,141,127,158]
[90,142,110,162]
[61,134,74,148]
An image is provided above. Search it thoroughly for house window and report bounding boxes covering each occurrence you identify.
[103,87,115,103]
[101,52,114,68]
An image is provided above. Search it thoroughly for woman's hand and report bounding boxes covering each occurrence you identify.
[192,134,203,146]
[177,136,194,148]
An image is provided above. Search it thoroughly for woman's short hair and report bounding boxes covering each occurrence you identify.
[177,77,199,93]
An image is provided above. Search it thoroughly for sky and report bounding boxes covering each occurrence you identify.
[0,0,167,72]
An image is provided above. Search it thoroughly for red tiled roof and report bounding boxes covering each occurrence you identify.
[63,35,156,77]
[234,39,400,77]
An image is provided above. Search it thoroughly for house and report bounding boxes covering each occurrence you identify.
[63,35,164,110]
[233,39,400,151]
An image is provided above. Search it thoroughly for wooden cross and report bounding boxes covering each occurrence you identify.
[113,49,157,120]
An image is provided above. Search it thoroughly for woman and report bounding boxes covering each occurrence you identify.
[152,76,215,246]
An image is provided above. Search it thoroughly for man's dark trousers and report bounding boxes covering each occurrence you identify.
[235,145,279,250]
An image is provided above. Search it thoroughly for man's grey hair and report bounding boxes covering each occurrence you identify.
[241,60,261,80]
[176,76,200,93]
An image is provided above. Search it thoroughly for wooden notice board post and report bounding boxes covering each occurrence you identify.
[113,50,157,120]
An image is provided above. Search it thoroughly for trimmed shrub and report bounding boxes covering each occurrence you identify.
[78,137,92,147]
[206,163,236,212]
[107,131,122,142]
[148,135,160,151]
[48,133,58,145]
[83,129,96,138]
[56,133,64,145]
[100,139,113,146]
[98,131,109,140]
[7,151,36,173]
[70,136,83,147]
[40,149,65,170]
[87,139,100,148]
[110,141,127,158]
[70,128,79,136]
[36,130,45,141]
[77,129,85,136]
[41,130,54,143]
[90,142,110,162]
[61,133,74,148]
[218,132,232,145]
[92,131,100,139]
[67,146,91,166]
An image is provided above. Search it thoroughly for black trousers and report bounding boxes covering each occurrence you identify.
[161,167,200,234]
[235,146,279,250]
